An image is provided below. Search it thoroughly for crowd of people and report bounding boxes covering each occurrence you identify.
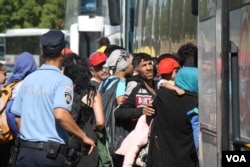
[0,30,199,167]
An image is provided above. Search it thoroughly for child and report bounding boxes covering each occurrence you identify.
[157,57,185,95]
[0,63,7,85]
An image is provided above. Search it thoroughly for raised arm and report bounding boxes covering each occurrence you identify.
[90,91,105,131]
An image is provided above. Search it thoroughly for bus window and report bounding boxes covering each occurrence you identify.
[0,35,5,60]
[79,0,101,15]
[5,36,41,55]
[108,0,121,25]
[5,28,68,66]
[83,1,96,9]
[0,46,4,60]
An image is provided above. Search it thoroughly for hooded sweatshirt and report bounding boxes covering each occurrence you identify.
[7,51,37,84]
[6,52,37,135]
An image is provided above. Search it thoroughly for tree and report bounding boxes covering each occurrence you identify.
[39,0,66,29]
[0,0,16,32]
[0,0,66,33]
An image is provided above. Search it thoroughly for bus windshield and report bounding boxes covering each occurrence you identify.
[79,0,101,15]
[5,36,41,55]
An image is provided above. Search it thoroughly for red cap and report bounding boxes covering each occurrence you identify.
[63,48,74,55]
[89,52,108,66]
[158,58,180,75]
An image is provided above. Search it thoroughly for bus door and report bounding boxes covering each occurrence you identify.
[199,1,250,166]
[229,2,250,151]
[198,0,220,166]
[77,0,103,58]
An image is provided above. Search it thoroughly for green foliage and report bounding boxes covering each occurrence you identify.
[0,0,66,33]
[39,1,66,29]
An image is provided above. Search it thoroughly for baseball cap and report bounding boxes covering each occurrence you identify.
[89,52,108,66]
[63,48,74,55]
[105,49,133,72]
[41,30,66,53]
[158,58,180,75]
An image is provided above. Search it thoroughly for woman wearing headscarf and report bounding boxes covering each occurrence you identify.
[147,67,198,167]
[6,51,37,135]
[0,51,37,167]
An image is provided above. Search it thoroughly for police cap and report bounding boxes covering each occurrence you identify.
[41,30,66,53]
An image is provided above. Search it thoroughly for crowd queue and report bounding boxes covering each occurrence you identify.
[0,30,199,167]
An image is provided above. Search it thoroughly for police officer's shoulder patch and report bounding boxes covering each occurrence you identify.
[65,84,73,105]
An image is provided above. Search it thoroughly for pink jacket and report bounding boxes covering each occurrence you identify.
[115,115,149,167]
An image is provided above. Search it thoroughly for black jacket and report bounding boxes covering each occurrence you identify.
[115,79,156,131]
[147,87,198,167]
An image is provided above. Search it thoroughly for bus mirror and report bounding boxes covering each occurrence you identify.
[191,0,198,16]
[130,8,135,31]
[108,0,121,25]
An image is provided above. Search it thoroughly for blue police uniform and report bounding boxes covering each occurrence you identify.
[11,65,73,143]
[11,65,73,167]
[10,30,74,167]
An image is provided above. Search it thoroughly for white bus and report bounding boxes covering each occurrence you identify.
[64,0,133,58]
[5,28,69,66]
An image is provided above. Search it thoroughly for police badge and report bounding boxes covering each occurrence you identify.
[65,92,72,105]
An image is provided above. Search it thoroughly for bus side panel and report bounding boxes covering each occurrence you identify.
[198,16,218,167]
[230,5,250,140]
[133,0,197,57]
[198,0,219,166]
[199,1,250,166]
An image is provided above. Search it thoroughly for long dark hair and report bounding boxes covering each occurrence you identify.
[63,54,96,109]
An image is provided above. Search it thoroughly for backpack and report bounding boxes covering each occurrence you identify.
[98,78,120,166]
[187,107,199,149]
[96,128,113,167]
[104,45,125,57]
[100,78,129,155]
[69,87,114,167]
[0,82,19,144]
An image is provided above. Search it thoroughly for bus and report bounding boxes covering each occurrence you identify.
[65,0,135,58]
[0,33,5,61]
[65,0,104,58]
[5,28,69,66]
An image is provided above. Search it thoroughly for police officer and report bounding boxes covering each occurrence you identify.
[11,30,95,167]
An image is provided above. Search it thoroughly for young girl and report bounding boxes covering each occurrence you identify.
[0,62,7,85]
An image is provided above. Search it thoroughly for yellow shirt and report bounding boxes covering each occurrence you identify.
[96,46,107,53]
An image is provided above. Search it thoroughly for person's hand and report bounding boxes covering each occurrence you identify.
[81,135,96,155]
[142,103,155,116]
[175,87,185,95]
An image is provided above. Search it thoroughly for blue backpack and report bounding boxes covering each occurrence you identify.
[187,107,199,149]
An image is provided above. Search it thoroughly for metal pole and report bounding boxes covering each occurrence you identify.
[221,0,230,150]
[230,42,240,150]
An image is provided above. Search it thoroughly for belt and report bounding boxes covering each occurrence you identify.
[20,140,68,156]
